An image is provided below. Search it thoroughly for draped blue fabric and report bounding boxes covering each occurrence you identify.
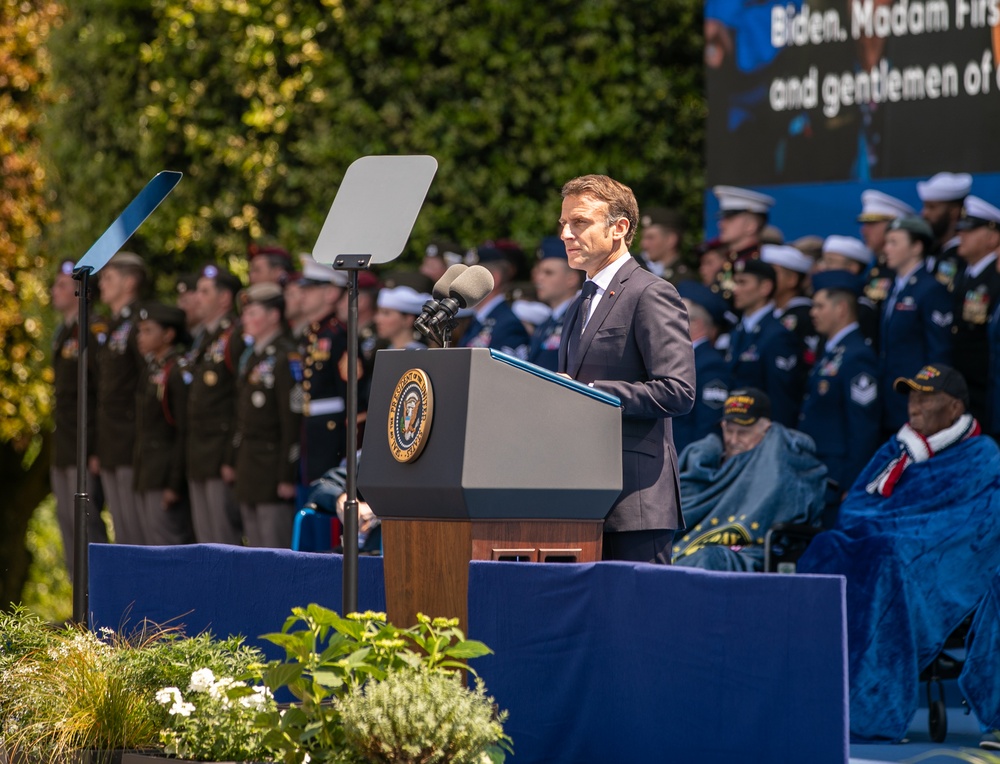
[673,424,827,570]
[468,561,848,764]
[798,435,1000,741]
[89,544,386,659]
[960,566,1000,730]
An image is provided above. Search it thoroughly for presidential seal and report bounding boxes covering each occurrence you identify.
[387,368,434,463]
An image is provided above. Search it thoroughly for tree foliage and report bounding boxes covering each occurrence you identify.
[43,0,706,272]
[0,0,62,609]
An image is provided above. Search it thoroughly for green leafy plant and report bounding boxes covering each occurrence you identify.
[259,607,500,764]
[156,667,276,761]
[0,615,265,763]
[338,669,510,764]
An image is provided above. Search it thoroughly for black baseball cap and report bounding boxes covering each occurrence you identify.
[893,364,969,407]
[722,388,772,425]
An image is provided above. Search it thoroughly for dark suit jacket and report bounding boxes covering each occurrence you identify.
[558,257,695,532]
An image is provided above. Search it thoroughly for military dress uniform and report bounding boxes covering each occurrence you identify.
[950,253,1000,422]
[672,337,730,455]
[186,313,246,544]
[799,323,881,495]
[93,300,146,544]
[133,347,195,545]
[458,296,531,358]
[231,334,304,547]
[726,307,804,427]
[299,312,360,490]
[878,263,954,433]
[775,296,820,368]
[526,300,572,372]
[51,315,108,571]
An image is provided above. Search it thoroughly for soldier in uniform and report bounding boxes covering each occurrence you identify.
[373,285,431,349]
[761,244,819,368]
[295,255,358,503]
[636,207,692,284]
[92,251,148,544]
[527,236,583,371]
[799,271,881,516]
[711,185,775,300]
[133,303,195,545]
[458,243,530,358]
[419,239,465,284]
[952,196,1000,423]
[224,283,303,547]
[859,189,916,312]
[917,171,972,288]
[50,259,108,572]
[175,273,203,347]
[726,259,803,427]
[816,235,879,346]
[187,264,245,544]
[878,216,954,437]
[248,242,294,286]
[674,282,732,455]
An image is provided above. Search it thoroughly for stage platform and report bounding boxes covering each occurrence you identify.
[85,544,983,764]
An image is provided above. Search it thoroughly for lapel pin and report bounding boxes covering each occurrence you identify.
[609,290,615,297]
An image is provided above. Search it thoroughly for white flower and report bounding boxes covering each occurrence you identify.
[302,754,311,764]
[208,676,238,699]
[169,701,196,717]
[239,686,272,709]
[188,667,216,693]
[155,687,183,706]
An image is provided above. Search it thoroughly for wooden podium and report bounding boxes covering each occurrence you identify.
[358,348,622,627]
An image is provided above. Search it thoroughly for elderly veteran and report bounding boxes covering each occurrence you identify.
[798,364,1000,742]
[672,388,827,571]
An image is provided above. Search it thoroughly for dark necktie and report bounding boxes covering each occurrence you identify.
[578,280,598,336]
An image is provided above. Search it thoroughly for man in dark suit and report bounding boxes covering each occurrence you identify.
[557,174,695,564]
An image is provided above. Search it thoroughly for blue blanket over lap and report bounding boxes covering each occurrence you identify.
[960,565,1000,730]
[673,424,827,571]
[798,434,1000,741]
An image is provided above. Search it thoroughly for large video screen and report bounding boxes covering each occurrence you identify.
[705,0,1000,186]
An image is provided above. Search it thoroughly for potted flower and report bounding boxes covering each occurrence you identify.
[258,606,510,764]
[0,610,264,764]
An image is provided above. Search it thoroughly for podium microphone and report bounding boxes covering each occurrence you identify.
[415,264,469,329]
[415,265,494,339]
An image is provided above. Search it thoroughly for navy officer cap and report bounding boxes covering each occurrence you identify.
[678,281,733,329]
[811,269,862,297]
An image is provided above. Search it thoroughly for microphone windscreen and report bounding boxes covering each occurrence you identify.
[432,263,469,299]
[449,265,495,308]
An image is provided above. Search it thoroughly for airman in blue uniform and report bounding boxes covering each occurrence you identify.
[459,242,530,358]
[675,282,732,455]
[527,236,583,371]
[878,216,954,435]
[726,257,804,427]
[798,271,881,500]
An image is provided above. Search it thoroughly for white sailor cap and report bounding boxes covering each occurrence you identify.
[822,235,873,266]
[916,172,973,203]
[957,195,1000,231]
[760,243,813,274]
[298,254,348,287]
[376,285,431,315]
[511,299,552,327]
[858,190,915,223]
[713,185,776,215]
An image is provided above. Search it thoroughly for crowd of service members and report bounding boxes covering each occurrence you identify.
[47,170,1000,558]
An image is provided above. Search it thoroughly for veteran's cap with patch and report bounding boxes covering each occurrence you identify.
[722,388,772,425]
[893,364,969,406]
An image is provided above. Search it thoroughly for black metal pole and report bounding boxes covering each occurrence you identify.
[334,255,370,616]
[71,266,93,625]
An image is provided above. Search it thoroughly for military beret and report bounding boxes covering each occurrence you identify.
[537,236,567,261]
[138,301,191,346]
[640,207,682,230]
[888,215,934,243]
[241,282,285,309]
[199,264,244,295]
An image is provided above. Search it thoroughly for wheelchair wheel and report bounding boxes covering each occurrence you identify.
[928,698,948,742]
